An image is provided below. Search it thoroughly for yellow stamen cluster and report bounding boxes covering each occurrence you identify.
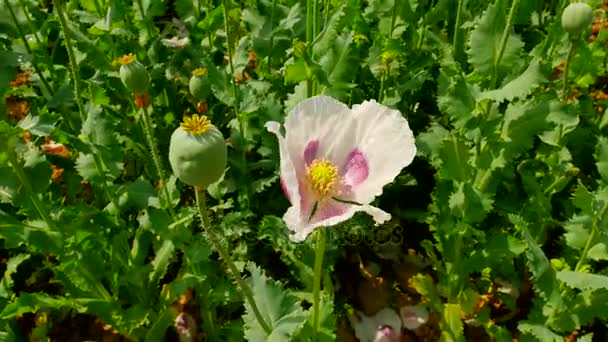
[192,68,208,77]
[306,159,339,200]
[181,114,211,135]
[118,53,136,65]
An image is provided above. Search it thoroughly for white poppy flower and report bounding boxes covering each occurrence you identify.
[266,95,416,241]
[350,308,403,342]
[399,305,429,330]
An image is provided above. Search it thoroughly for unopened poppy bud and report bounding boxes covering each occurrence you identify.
[189,68,211,100]
[561,2,594,35]
[119,54,150,94]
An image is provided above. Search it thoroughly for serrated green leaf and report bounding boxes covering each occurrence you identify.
[197,5,224,32]
[0,212,62,252]
[18,111,60,137]
[501,101,551,160]
[449,182,493,223]
[438,135,472,182]
[538,103,579,146]
[75,152,123,183]
[511,215,562,305]
[437,67,478,130]
[467,0,524,79]
[0,293,84,319]
[284,59,309,84]
[595,136,608,183]
[442,304,464,342]
[557,271,608,291]
[0,167,18,204]
[518,323,562,342]
[478,60,545,102]
[416,123,449,162]
[244,262,308,342]
[149,240,175,287]
[0,254,30,295]
[410,273,442,312]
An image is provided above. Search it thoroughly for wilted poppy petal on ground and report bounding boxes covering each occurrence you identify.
[266,95,416,241]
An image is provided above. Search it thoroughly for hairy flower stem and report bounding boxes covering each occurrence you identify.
[53,0,87,124]
[194,188,271,335]
[5,0,54,96]
[8,142,111,301]
[140,105,176,217]
[562,39,578,102]
[311,228,327,342]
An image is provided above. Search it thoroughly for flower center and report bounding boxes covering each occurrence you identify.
[118,53,136,65]
[192,68,208,77]
[306,159,339,199]
[181,114,211,135]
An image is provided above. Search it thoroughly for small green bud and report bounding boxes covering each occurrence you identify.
[169,114,227,188]
[561,2,594,35]
[119,54,150,94]
[189,68,211,100]
[292,40,307,59]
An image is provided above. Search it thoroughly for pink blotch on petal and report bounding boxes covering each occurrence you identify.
[342,149,369,186]
[280,177,291,203]
[315,202,346,221]
[303,139,319,165]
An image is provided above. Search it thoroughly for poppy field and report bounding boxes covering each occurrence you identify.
[2,0,608,341]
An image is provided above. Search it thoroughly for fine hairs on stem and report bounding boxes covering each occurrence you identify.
[193,188,272,334]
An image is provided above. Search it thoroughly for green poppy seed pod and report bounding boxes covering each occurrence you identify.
[169,114,227,189]
[561,2,594,35]
[119,54,150,94]
[189,68,211,100]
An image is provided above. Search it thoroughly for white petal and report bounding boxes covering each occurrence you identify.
[284,95,351,167]
[283,203,390,242]
[351,308,402,342]
[348,100,416,203]
[266,121,301,211]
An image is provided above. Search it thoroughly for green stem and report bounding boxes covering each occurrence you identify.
[453,0,465,63]
[574,204,608,272]
[53,0,87,123]
[378,71,386,103]
[207,0,214,48]
[562,39,577,102]
[306,0,314,98]
[140,105,176,218]
[267,0,277,73]
[222,0,240,115]
[135,0,153,41]
[5,0,54,95]
[92,152,121,216]
[389,0,398,37]
[8,143,53,227]
[493,0,520,86]
[194,189,271,335]
[311,228,327,342]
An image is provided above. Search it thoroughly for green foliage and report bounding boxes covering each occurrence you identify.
[2,0,608,340]
[243,263,308,342]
